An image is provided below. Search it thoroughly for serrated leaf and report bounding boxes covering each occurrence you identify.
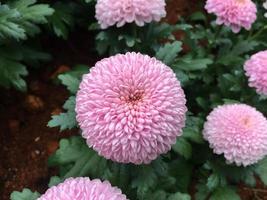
[48,176,62,187]
[210,187,240,200]
[0,56,28,91]
[156,41,182,65]
[0,5,26,40]
[0,0,53,40]
[173,57,213,71]
[172,138,192,159]
[255,157,267,186]
[48,111,77,131]
[207,174,219,191]
[132,165,158,199]
[48,136,108,180]
[10,188,40,200]
[58,74,80,94]
[168,192,191,200]
[48,2,74,39]
[11,0,54,24]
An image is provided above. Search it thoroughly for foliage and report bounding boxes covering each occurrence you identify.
[10,188,40,200]
[0,0,53,91]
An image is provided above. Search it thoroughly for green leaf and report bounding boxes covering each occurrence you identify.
[183,115,204,144]
[207,174,219,191]
[168,192,191,200]
[173,57,213,71]
[149,191,167,200]
[172,138,192,159]
[131,165,158,199]
[210,187,240,200]
[190,12,207,22]
[0,0,53,40]
[255,157,267,186]
[48,136,107,180]
[11,0,54,24]
[58,74,80,94]
[48,110,76,131]
[10,189,40,200]
[169,158,193,192]
[156,41,182,65]
[47,95,77,131]
[48,176,62,187]
[0,56,28,91]
[195,183,209,200]
[48,2,74,39]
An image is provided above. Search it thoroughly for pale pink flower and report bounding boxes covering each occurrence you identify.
[95,0,166,29]
[76,52,187,164]
[205,0,257,33]
[264,1,267,18]
[203,104,267,166]
[244,50,267,96]
[38,177,128,200]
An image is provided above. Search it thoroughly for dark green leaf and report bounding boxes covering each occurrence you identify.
[210,187,240,200]
[172,138,192,159]
[156,41,182,65]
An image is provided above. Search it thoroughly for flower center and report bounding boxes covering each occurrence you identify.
[241,116,252,127]
[127,91,144,104]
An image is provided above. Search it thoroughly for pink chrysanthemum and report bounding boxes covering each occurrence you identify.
[95,0,166,29]
[244,50,267,96]
[76,52,187,164]
[38,177,128,200]
[203,104,267,166]
[205,0,257,33]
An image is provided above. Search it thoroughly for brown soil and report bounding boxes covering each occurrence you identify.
[0,29,97,200]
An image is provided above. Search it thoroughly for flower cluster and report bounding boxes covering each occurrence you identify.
[38,178,128,200]
[76,52,187,164]
[205,0,257,33]
[95,0,166,29]
[203,104,267,166]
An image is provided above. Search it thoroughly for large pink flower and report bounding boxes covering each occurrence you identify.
[244,50,267,96]
[76,52,187,164]
[95,0,166,29]
[205,0,257,33]
[38,178,128,200]
[203,104,267,166]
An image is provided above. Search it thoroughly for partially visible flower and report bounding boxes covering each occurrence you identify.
[263,1,267,18]
[76,52,187,164]
[203,104,267,166]
[38,177,128,200]
[95,0,166,29]
[205,0,257,33]
[244,50,267,96]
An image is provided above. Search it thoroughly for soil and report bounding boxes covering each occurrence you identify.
[0,0,266,200]
[0,29,97,200]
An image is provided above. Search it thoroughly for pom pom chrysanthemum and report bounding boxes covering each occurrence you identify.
[203,104,267,166]
[205,0,257,33]
[244,50,267,96]
[38,178,128,200]
[76,52,187,164]
[95,0,166,29]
